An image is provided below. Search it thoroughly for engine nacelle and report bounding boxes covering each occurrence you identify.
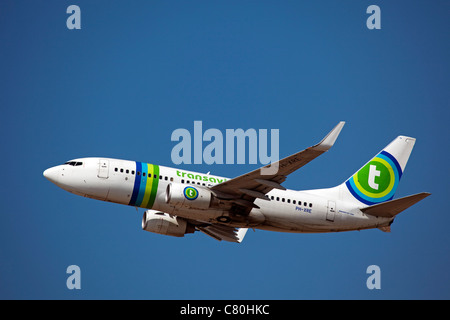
[165,183,212,209]
[141,210,195,237]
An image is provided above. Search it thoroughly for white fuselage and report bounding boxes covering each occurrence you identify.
[43,157,392,234]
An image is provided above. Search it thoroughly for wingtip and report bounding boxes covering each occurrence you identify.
[313,121,345,151]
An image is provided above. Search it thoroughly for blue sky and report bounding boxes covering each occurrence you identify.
[1,0,449,299]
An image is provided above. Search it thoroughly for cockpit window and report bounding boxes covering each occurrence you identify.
[64,161,83,166]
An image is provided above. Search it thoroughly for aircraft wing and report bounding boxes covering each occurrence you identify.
[211,122,345,211]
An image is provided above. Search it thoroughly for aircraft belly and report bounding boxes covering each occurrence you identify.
[259,204,381,233]
[258,204,326,232]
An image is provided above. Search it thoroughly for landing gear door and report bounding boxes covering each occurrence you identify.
[326,200,336,222]
[98,159,109,179]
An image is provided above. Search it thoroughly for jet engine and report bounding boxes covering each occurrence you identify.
[141,210,195,237]
[165,183,213,209]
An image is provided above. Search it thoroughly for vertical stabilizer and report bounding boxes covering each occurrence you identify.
[341,136,416,206]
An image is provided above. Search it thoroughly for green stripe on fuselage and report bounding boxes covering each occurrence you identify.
[147,164,159,209]
[140,164,154,208]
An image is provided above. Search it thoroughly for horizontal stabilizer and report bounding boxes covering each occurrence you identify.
[361,192,431,218]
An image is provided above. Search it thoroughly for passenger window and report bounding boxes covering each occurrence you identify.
[293,200,296,204]
[132,170,135,175]
[304,202,307,206]
[282,198,285,202]
[271,196,274,200]
[309,203,313,208]
[287,199,290,203]
[276,197,280,201]
[120,168,124,173]
[126,169,129,174]
[143,172,146,176]
[115,168,118,172]
[170,177,173,182]
[165,176,168,181]
[159,175,162,180]
[137,171,140,175]
[181,179,185,183]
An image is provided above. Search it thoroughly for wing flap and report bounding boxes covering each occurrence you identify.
[197,225,248,243]
[361,192,431,218]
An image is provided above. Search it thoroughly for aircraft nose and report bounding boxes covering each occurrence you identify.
[43,167,60,184]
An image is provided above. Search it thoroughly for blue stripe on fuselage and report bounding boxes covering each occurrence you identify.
[129,161,142,206]
[135,162,148,206]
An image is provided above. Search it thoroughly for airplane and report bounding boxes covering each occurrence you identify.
[43,122,430,243]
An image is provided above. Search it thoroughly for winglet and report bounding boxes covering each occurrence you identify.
[312,121,345,151]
